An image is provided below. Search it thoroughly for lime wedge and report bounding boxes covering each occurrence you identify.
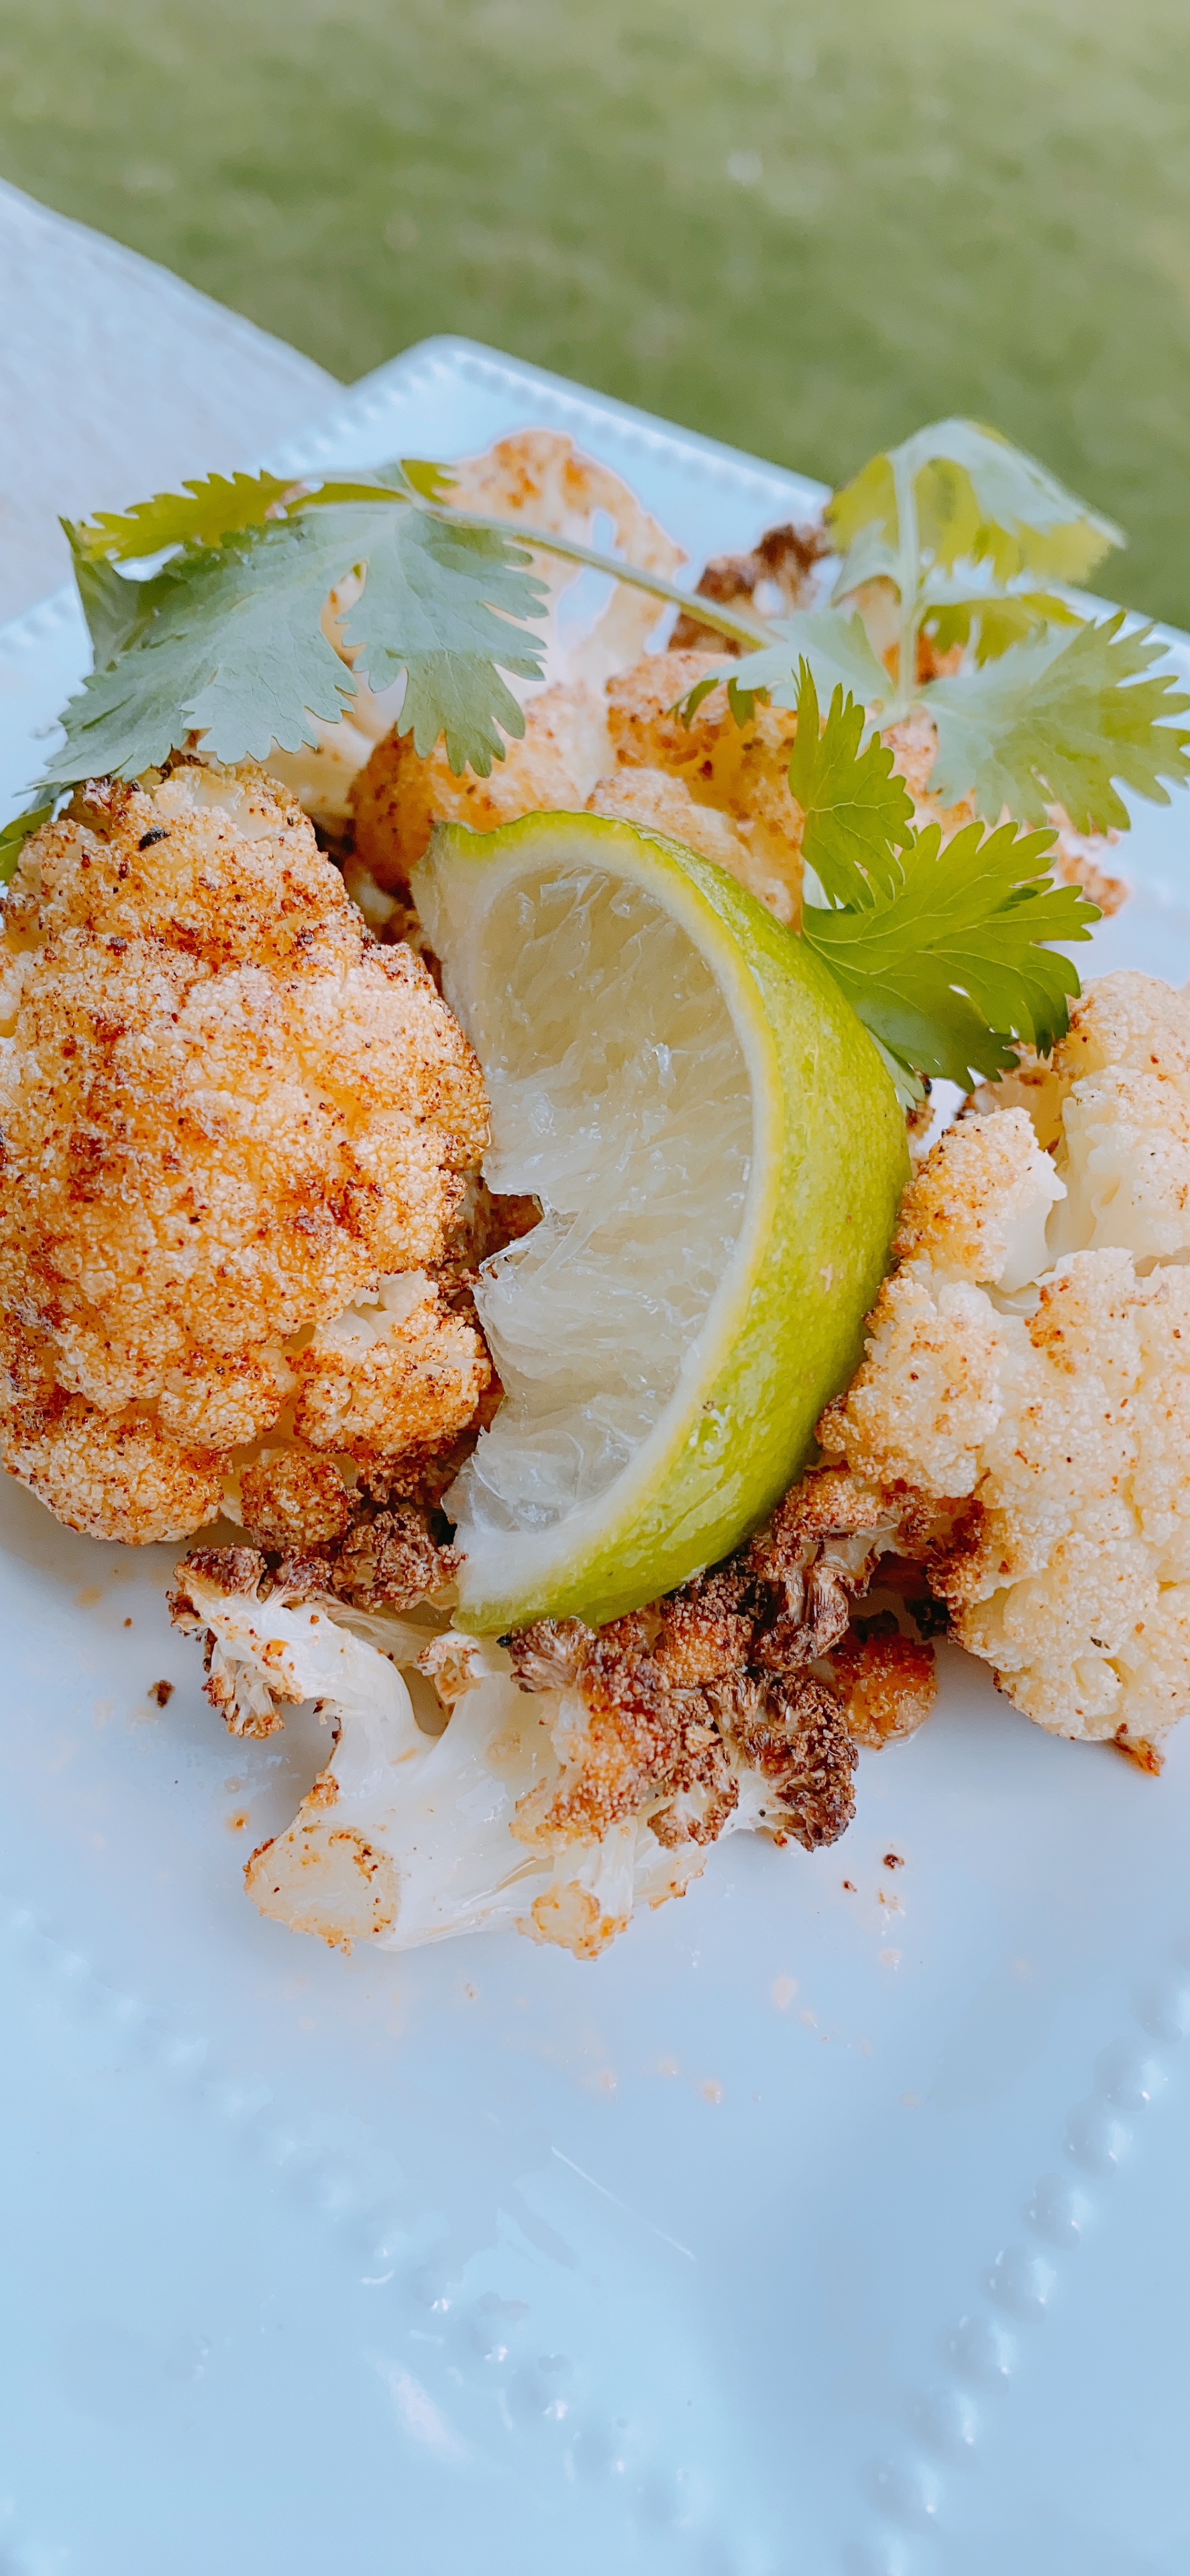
[413,812,907,1633]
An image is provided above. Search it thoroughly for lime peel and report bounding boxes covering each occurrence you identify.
[412,811,908,1633]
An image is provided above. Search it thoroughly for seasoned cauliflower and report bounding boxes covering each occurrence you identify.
[0,760,491,1544]
[166,1446,938,1958]
[353,647,808,930]
[805,971,1190,1758]
[584,763,762,888]
[349,659,1124,941]
[445,428,687,690]
[351,678,611,892]
[594,649,805,922]
[168,1512,867,1957]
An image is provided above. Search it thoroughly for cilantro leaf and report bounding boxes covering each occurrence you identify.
[675,608,891,726]
[39,503,549,790]
[829,420,1122,586]
[802,816,1097,1085]
[866,1036,926,1115]
[400,459,457,502]
[76,469,301,563]
[0,800,56,885]
[71,460,447,566]
[920,587,1082,666]
[926,612,1190,830]
[71,555,165,669]
[787,665,914,904]
[900,421,1122,584]
[828,523,900,604]
[40,519,360,784]
[783,671,1099,1087]
[339,508,548,772]
[61,521,171,668]
[828,452,898,567]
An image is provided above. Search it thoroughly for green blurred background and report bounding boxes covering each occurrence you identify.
[2,0,1189,618]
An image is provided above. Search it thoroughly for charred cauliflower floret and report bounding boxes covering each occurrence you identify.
[504,1576,864,1959]
[166,1497,877,1960]
[166,1452,931,1960]
[669,518,831,651]
[802,972,1190,1760]
[0,760,490,1544]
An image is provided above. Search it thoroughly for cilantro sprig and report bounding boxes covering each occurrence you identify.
[682,418,1190,835]
[790,665,1097,1099]
[0,456,772,881]
[788,666,914,899]
[828,417,1122,599]
[4,409,1188,984]
[46,507,550,784]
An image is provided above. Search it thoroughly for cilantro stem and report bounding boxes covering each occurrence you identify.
[891,451,922,722]
[299,479,775,651]
[430,508,774,654]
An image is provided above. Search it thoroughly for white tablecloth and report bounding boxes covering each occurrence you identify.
[0,177,339,622]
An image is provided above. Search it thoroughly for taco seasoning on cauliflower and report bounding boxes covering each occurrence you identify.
[0,760,492,1550]
[788,971,1190,1766]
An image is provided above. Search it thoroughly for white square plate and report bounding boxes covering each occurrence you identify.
[4,339,1190,2576]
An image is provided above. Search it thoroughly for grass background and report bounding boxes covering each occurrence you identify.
[1,0,1189,619]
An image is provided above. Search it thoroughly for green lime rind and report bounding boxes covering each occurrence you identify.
[413,810,908,1634]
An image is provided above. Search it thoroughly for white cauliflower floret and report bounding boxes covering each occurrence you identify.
[890,1103,1067,1295]
[171,1550,561,1947]
[812,973,1190,1760]
[170,1552,549,1945]
[168,1548,783,1957]
[1046,973,1190,1265]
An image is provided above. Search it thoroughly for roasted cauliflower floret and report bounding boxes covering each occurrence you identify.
[446,428,687,690]
[168,1547,734,1957]
[167,1450,907,1962]
[492,1478,935,1953]
[1046,971,1190,1262]
[351,679,610,892]
[0,761,491,1543]
[804,973,1190,1758]
[351,644,810,934]
[584,765,766,895]
[600,649,805,923]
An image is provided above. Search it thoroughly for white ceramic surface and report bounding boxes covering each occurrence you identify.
[3,341,1190,2576]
